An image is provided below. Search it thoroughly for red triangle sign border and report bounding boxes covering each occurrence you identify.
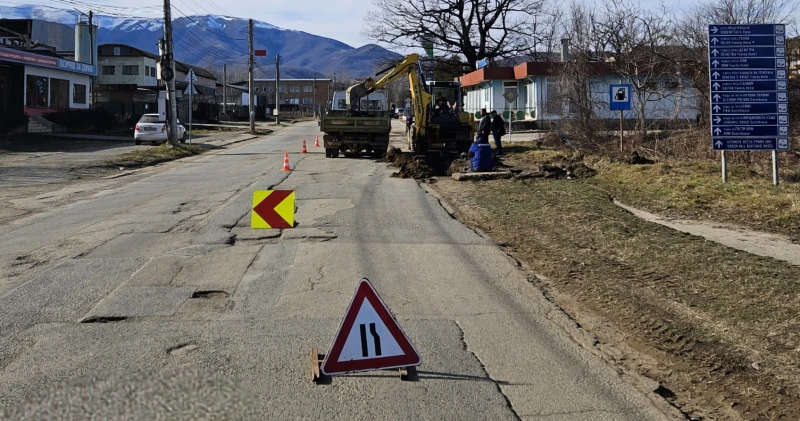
[320,278,421,375]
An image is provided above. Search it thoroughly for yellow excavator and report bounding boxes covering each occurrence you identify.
[346,53,474,154]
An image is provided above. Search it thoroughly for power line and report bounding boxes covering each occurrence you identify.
[171,2,245,41]
[172,25,247,62]
[173,29,247,65]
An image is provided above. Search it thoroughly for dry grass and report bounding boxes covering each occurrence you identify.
[108,144,206,168]
[502,141,800,240]
[432,176,800,420]
[592,160,800,239]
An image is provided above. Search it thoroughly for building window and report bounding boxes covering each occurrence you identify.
[290,86,300,92]
[303,97,313,104]
[303,85,312,92]
[122,65,139,75]
[545,78,562,115]
[73,84,87,104]
[268,86,274,92]
[25,75,48,107]
[102,65,115,75]
[279,86,286,92]
[289,98,299,104]
[255,87,260,92]
[50,78,70,109]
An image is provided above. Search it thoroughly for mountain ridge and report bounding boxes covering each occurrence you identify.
[0,5,401,78]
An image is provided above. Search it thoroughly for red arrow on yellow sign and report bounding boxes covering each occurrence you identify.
[251,190,295,229]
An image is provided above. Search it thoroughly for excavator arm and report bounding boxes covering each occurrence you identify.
[345,53,430,138]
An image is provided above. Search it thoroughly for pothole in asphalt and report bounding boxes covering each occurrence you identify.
[191,290,231,299]
[168,342,199,356]
[225,234,237,245]
[80,316,127,323]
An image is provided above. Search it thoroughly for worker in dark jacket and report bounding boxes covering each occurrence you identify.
[468,135,494,172]
[490,110,505,156]
[477,108,491,140]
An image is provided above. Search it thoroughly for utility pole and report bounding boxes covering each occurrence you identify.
[312,72,316,118]
[89,10,95,106]
[248,19,255,134]
[162,0,178,145]
[223,64,227,116]
[275,54,280,125]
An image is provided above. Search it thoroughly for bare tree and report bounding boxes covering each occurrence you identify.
[527,4,566,62]
[365,0,546,70]
[672,0,798,127]
[591,0,678,145]
[551,1,605,143]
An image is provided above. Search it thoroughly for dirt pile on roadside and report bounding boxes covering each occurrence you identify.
[447,159,470,176]
[390,155,437,179]
[383,148,452,179]
[515,154,597,180]
[380,147,403,163]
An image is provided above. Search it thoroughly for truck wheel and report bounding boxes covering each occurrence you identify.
[326,148,339,158]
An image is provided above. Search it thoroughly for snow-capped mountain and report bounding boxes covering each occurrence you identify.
[0,5,401,78]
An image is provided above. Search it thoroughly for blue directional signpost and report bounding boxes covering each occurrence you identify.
[708,24,789,185]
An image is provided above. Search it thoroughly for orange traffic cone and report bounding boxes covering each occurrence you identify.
[301,140,308,154]
[282,152,291,171]
[314,135,320,147]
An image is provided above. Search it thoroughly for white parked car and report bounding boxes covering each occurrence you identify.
[134,114,186,145]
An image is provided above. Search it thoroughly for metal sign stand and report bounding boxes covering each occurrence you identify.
[184,69,198,144]
[609,82,632,152]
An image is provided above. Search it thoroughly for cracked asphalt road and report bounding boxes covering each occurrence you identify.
[0,121,681,420]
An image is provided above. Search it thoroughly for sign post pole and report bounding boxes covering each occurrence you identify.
[188,80,192,144]
[721,151,728,183]
[184,69,197,144]
[772,150,779,186]
[609,83,632,152]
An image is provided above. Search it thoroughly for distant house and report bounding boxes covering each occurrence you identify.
[96,43,218,123]
[231,78,332,119]
[95,44,160,123]
[156,54,218,122]
[457,45,700,127]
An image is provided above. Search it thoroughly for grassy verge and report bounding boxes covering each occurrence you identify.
[108,144,206,168]
[592,160,800,239]
[502,142,800,240]
[432,175,800,420]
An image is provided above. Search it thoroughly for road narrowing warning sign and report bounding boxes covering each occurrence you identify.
[251,190,295,229]
[320,278,421,375]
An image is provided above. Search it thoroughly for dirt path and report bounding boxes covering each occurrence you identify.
[614,199,800,266]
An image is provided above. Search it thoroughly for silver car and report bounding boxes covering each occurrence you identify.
[134,114,186,145]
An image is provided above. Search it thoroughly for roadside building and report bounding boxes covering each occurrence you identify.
[95,44,160,124]
[232,78,332,118]
[96,43,219,124]
[216,83,247,120]
[0,18,96,133]
[457,44,700,128]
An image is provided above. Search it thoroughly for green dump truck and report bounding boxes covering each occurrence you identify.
[319,91,391,158]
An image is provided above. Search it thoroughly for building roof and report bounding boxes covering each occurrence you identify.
[98,43,159,60]
[98,43,216,80]
[458,67,516,87]
[173,60,216,81]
